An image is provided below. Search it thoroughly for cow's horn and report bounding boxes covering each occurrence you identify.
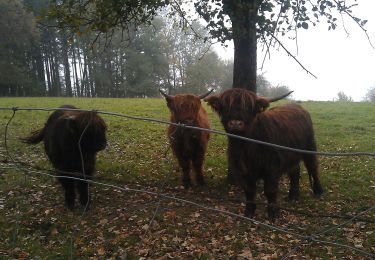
[267,90,294,102]
[199,89,214,99]
[159,89,173,99]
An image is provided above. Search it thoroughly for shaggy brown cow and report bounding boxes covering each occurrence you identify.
[205,89,323,219]
[160,89,212,188]
[24,105,107,209]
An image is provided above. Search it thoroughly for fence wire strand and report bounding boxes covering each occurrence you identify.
[1,106,375,258]
[77,110,94,215]
[280,204,375,259]
[1,163,374,258]
[142,128,177,238]
[4,108,16,163]
[1,106,375,157]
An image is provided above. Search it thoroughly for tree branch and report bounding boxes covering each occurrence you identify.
[260,1,284,70]
[170,0,203,41]
[333,0,375,49]
[270,33,317,79]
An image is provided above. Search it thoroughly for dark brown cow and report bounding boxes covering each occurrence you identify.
[23,105,107,209]
[160,90,212,188]
[205,88,323,219]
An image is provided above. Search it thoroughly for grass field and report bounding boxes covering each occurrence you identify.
[0,97,374,259]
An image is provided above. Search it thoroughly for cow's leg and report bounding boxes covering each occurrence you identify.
[227,145,239,185]
[303,154,323,196]
[58,177,75,209]
[227,154,237,185]
[192,148,206,186]
[77,179,90,208]
[176,153,191,189]
[264,175,280,220]
[288,165,300,201]
[244,180,257,218]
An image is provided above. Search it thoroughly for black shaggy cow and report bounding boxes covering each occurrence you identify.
[160,89,212,188]
[24,105,107,209]
[205,89,323,219]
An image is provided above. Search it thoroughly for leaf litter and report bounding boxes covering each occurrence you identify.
[1,173,374,259]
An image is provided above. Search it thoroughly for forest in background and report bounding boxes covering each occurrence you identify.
[0,0,227,97]
[0,0,293,98]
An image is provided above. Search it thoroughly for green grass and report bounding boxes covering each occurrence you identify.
[0,97,374,258]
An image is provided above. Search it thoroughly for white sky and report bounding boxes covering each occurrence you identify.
[213,2,375,101]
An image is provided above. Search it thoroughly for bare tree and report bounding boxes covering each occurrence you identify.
[365,86,375,102]
[336,91,353,102]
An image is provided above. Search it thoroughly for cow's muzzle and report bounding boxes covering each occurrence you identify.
[228,120,245,131]
[181,119,196,126]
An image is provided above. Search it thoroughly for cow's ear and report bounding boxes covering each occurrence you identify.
[255,97,270,113]
[164,97,175,111]
[204,95,221,113]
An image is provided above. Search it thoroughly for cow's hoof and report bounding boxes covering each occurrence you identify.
[313,183,324,196]
[196,178,206,187]
[267,206,280,221]
[287,191,300,201]
[183,179,191,189]
[65,202,75,210]
[227,174,236,185]
[244,204,256,218]
[80,200,91,210]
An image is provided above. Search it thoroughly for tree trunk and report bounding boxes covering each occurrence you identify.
[61,32,72,96]
[119,48,126,97]
[223,0,260,183]
[92,48,101,97]
[83,50,91,97]
[72,45,80,96]
[225,0,258,92]
[105,52,115,97]
[87,53,96,97]
[77,46,86,97]
[34,45,46,96]
[52,48,62,96]
[45,55,52,96]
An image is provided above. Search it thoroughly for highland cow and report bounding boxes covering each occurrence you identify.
[24,105,107,209]
[205,89,323,219]
[160,89,212,188]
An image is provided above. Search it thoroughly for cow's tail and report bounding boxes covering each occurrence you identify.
[303,153,324,196]
[22,127,45,144]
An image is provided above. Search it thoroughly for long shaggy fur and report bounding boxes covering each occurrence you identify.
[163,94,210,188]
[205,88,323,219]
[24,105,107,209]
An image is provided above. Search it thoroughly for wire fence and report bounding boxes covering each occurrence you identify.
[0,106,375,258]
[2,107,375,157]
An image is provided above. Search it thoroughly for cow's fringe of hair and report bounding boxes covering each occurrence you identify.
[172,95,201,112]
[222,88,257,111]
[70,111,107,133]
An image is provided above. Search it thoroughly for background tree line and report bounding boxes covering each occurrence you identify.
[0,0,227,97]
[0,0,294,98]
[335,88,375,102]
